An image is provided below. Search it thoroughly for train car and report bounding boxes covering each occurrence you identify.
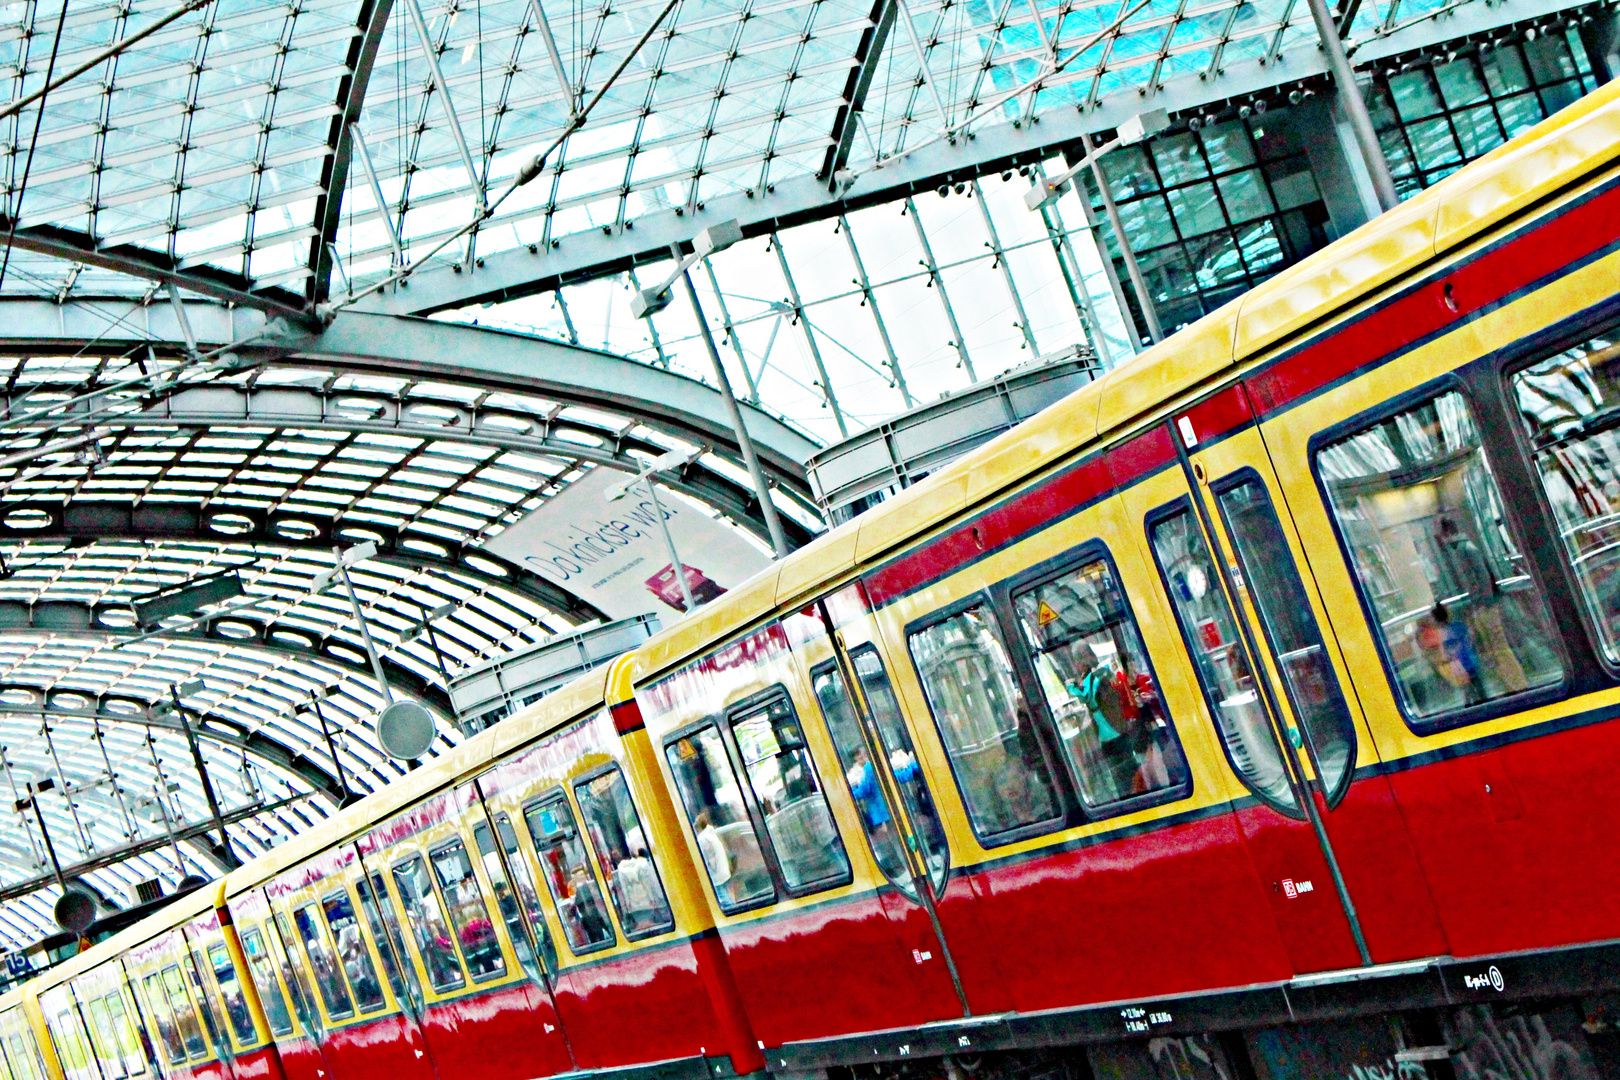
[623,73,1620,1076]
[0,988,55,1080]
[216,657,763,1080]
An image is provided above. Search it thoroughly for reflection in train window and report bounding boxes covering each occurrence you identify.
[574,770,675,938]
[391,855,467,992]
[1318,389,1563,720]
[51,1011,93,1080]
[812,663,911,886]
[159,965,206,1059]
[665,727,776,912]
[355,875,415,1006]
[292,906,355,1019]
[85,996,124,1079]
[729,696,851,893]
[270,912,320,1032]
[139,974,184,1064]
[6,1034,39,1080]
[207,943,257,1043]
[1150,507,1296,811]
[1011,558,1189,809]
[525,797,616,952]
[1511,329,1620,662]
[240,928,295,1036]
[185,952,224,1050]
[909,606,1063,839]
[1216,476,1356,800]
[320,891,386,1012]
[428,840,506,981]
[492,814,560,973]
[102,993,144,1077]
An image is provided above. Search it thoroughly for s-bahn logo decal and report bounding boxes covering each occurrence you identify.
[1463,965,1505,992]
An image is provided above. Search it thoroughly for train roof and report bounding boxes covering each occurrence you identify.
[27,882,222,995]
[631,75,1620,684]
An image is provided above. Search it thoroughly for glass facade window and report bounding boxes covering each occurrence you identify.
[1371,31,1599,197]
[1084,114,1332,337]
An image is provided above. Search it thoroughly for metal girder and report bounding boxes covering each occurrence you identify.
[102,383,811,549]
[0,597,454,718]
[0,792,318,904]
[0,499,604,626]
[358,0,1593,318]
[0,298,820,498]
[0,693,348,804]
[819,0,898,188]
[0,220,309,321]
[309,0,398,305]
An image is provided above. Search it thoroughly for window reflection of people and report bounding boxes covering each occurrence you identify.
[1426,512,1528,702]
[569,868,612,943]
[613,848,669,933]
[693,810,733,901]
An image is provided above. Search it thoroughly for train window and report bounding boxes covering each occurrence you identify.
[471,820,546,973]
[138,974,183,1064]
[51,1010,93,1080]
[291,905,355,1020]
[83,998,122,1079]
[427,840,506,981]
[355,875,414,1006]
[1317,389,1564,721]
[574,769,676,939]
[270,911,320,1033]
[1509,329,1620,662]
[319,890,385,1012]
[1215,475,1357,799]
[908,605,1064,840]
[1011,558,1190,809]
[391,855,468,992]
[158,965,205,1059]
[1149,506,1298,811]
[665,728,776,912]
[3,1034,32,1080]
[102,994,144,1077]
[205,943,256,1044]
[240,927,295,1036]
[490,813,559,973]
[731,696,852,893]
[185,952,224,1050]
[525,797,617,951]
[812,661,911,885]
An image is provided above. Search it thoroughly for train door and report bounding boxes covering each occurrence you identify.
[1140,385,1449,971]
[793,588,982,1019]
[224,891,335,1080]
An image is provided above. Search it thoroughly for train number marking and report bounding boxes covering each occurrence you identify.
[1281,878,1313,898]
[912,949,933,963]
[1463,966,1505,992]
[1121,1007,1172,1034]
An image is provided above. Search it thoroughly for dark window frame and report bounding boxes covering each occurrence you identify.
[1305,370,1575,736]
[570,763,677,942]
[424,836,509,984]
[521,788,620,955]
[318,887,388,1013]
[903,591,1074,848]
[1000,539,1196,819]
[1209,465,1360,806]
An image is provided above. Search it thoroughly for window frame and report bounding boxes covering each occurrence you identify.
[570,763,676,942]
[1001,540,1196,819]
[318,886,388,1013]
[424,837,509,984]
[387,852,469,994]
[1493,299,1620,684]
[238,925,295,1038]
[521,789,620,955]
[903,591,1073,848]
[1306,371,1574,735]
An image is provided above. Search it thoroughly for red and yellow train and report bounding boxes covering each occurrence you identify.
[8,69,1620,1080]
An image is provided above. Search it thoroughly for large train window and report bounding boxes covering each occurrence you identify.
[102,993,144,1077]
[270,911,320,1031]
[908,604,1064,841]
[355,875,415,1005]
[50,1010,93,1080]
[390,855,468,992]
[1317,388,1563,723]
[665,727,775,912]
[812,649,949,895]
[158,965,206,1059]
[206,943,256,1044]
[730,694,851,893]
[1149,504,1298,812]
[427,840,506,981]
[138,974,184,1064]
[319,890,386,1012]
[574,769,676,939]
[84,996,125,1079]
[291,905,355,1019]
[1509,328,1620,663]
[185,951,225,1050]
[239,927,295,1036]
[481,815,559,973]
[524,796,618,951]
[1009,554,1191,810]
[5,1034,38,1080]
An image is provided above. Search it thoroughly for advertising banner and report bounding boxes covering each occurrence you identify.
[483,467,770,621]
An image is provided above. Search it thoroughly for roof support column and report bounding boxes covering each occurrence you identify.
[528,0,580,115]
[840,214,912,407]
[1083,145,1164,343]
[701,258,763,404]
[1037,195,1113,368]
[41,719,92,856]
[972,180,1039,356]
[403,0,486,212]
[171,684,239,869]
[1306,0,1400,211]
[351,123,405,269]
[772,234,849,437]
[906,198,977,382]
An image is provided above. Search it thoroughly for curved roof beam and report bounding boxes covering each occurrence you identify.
[0,599,454,718]
[0,500,606,627]
[308,0,397,306]
[0,298,820,495]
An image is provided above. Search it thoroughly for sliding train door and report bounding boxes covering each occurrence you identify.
[1126,385,1448,971]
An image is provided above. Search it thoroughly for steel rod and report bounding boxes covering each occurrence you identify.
[1306,0,1400,211]
[171,684,236,867]
[350,124,405,268]
[1086,145,1164,343]
[336,554,395,703]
